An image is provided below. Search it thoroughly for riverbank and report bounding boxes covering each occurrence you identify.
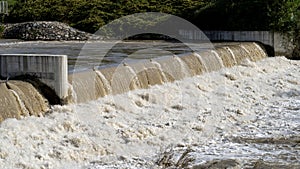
[0,56,298,168]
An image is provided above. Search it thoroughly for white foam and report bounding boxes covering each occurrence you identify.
[0,56,299,168]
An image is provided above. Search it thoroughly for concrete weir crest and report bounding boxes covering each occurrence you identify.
[0,54,68,99]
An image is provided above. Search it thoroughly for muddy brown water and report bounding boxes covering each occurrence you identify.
[0,41,266,120]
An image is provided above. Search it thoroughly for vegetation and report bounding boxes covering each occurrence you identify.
[4,0,205,33]
[3,0,300,33]
[0,0,299,58]
[267,0,300,58]
[192,0,270,30]
[2,0,300,57]
[0,24,4,38]
[3,0,300,35]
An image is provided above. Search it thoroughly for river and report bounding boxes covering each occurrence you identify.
[0,40,298,169]
[0,40,215,71]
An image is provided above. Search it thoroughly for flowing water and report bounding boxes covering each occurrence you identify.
[71,42,266,103]
[0,40,267,119]
[0,40,210,71]
[0,40,298,169]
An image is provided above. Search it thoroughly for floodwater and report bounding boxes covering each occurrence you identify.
[0,40,298,169]
[0,40,216,72]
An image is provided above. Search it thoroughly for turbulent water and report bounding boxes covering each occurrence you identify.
[69,42,267,103]
[0,40,299,168]
[0,80,49,121]
[0,56,298,169]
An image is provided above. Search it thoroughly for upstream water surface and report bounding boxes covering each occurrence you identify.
[0,40,216,72]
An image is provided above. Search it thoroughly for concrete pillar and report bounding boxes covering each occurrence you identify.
[0,54,68,99]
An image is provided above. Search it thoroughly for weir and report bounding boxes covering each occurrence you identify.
[70,42,267,103]
[0,42,268,122]
[180,30,289,55]
[0,54,68,99]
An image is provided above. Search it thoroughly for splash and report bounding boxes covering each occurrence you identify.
[70,42,268,103]
[0,81,49,122]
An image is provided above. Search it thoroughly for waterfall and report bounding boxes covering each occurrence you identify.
[211,50,225,68]
[215,47,237,67]
[196,50,224,72]
[68,70,107,103]
[0,81,49,122]
[152,55,192,81]
[136,61,165,86]
[253,43,268,58]
[9,89,30,117]
[225,45,250,64]
[223,46,238,66]
[174,56,193,77]
[0,42,269,121]
[0,83,23,121]
[95,70,112,95]
[150,60,169,83]
[123,64,143,90]
[193,53,209,73]
[179,53,206,75]
[100,63,141,95]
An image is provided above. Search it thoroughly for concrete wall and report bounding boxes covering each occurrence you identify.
[179,30,290,55]
[0,54,68,99]
[273,32,293,55]
[203,31,274,46]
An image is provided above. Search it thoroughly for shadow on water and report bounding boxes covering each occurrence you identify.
[1,75,62,105]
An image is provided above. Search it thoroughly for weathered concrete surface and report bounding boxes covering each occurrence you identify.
[0,54,68,99]
[203,31,274,46]
[179,30,291,55]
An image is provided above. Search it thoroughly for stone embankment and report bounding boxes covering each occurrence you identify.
[1,21,100,41]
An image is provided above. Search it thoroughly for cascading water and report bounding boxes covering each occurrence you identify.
[9,89,30,117]
[211,50,225,67]
[193,52,209,73]
[215,47,237,67]
[173,55,193,77]
[0,81,49,122]
[68,70,107,103]
[152,55,192,81]
[6,81,49,116]
[179,53,206,75]
[95,70,112,95]
[69,42,268,103]
[222,46,238,66]
[196,50,224,72]
[150,60,170,83]
[0,42,268,117]
[224,45,249,64]
[132,61,166,86]
[0,83,22,121]
[100,64,141,95]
